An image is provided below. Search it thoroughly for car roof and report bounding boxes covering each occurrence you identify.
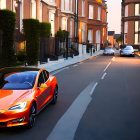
[125,46,133,49]
[0,67,40,74]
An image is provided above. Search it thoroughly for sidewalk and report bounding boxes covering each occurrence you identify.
[29,50,104,73]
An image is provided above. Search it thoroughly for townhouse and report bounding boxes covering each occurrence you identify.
[0,0,107,53]
[122,0,140,49]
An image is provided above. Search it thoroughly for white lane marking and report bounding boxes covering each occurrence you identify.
[101,72,107,80]
[90,82,98,96]
[46,82,98,140]
[73,64,78,68]
[104,62,111,72]
[112,57,115,61]
[51,67,69,75]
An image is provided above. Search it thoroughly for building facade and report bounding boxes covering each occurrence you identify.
[0,0,107,53]
[87,0,108,50]
[122,0,140,49]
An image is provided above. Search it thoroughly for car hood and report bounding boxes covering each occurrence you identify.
[0,89,31,110]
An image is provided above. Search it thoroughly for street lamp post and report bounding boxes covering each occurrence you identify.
[75,0,79,50]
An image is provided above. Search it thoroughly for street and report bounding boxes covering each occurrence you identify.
[0,54,140,140]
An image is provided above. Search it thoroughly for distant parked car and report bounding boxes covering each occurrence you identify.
[103,48,115,56]
[120,46,135,57]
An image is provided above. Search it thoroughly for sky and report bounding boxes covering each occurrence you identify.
[106,0,122,34]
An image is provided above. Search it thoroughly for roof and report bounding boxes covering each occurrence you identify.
[108,31,115,36]
[114,34,121,39]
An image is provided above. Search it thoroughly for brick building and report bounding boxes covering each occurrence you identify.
[0,0,107,53]
[122,0,140,49]
[108,31,115,48]
[86,0,108,50]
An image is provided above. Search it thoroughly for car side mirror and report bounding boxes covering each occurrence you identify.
[40,83,47,88]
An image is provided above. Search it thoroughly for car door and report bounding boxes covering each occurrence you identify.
[36,71,51,110]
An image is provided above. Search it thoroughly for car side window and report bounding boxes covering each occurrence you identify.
[37,72,45,87]
[43,70,49,83]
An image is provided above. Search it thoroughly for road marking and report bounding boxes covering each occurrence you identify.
[89,82,98,96]
[51,67,69,75]
[46,82,98,140]
[112,57,115,61]
[73,64,78,68]
[104,62,111,72]
[101,72,107,80]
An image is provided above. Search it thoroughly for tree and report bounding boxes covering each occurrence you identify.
[116,35,122,45]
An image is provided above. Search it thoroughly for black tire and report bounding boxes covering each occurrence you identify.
[52,87,58,104]
[27,103,36,128]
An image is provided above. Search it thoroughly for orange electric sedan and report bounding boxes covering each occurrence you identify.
[0,67,58,128]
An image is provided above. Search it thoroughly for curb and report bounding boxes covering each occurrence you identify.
[50,53,102,73]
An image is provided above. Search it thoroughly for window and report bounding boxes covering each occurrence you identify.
[135,21,139,44]
[89,5,94,19]
[62,17,67,30]
[20,1,23,31]
[82,0,85,17]
[124,22,128,33]
[61,0,72,11]
[37,72,45,87]
[42,70,49,83]
[31,0,36,19]
[88,30,93,43]
[49,10,55,36]
[0,71,38,90]
[98,6,101,20]
[135,4,139,16]
[39,2,42,22]
[0,0,6,9]
[82,24,85,42]
[13,0,17,12]
[125,5,128,17]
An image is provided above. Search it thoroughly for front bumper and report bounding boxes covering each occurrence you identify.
[0,107,30,127]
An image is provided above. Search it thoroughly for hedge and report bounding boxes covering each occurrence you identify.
[56,27,69,41]
[23,19,40,65]
[0,9,16,67]
[40,22,51,37]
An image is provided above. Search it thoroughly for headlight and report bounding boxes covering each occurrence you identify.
[8,102,27,111]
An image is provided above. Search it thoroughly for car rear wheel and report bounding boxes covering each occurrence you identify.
[27,103,36,128]
[52,87,58,104]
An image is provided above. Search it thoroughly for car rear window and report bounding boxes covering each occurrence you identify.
[0,71,38,90]
[124,46,133,50]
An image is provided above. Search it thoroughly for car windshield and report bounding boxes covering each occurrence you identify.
[0,71,38,90]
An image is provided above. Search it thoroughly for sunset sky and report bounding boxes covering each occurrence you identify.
[107,0,122,34]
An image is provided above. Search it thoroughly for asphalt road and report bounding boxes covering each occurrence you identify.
[0,54,140,140]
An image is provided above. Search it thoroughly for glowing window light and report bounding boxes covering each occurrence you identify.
[0,0,6,9]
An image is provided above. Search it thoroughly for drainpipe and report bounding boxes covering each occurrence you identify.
[122,0,125,47]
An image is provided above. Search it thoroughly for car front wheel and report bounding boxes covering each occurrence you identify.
[52,87,58,104]
[27,103,36,128]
